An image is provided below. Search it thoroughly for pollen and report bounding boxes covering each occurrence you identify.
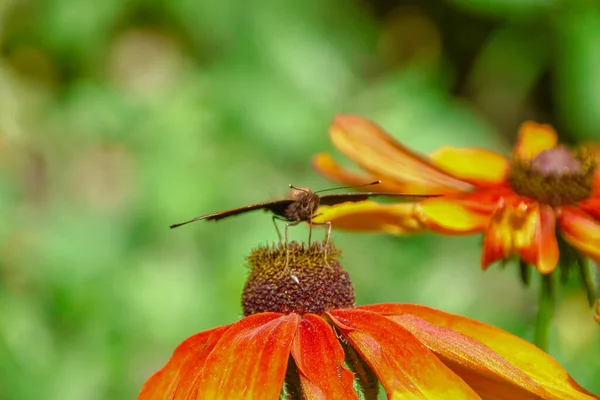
[242,241,355,316]
[509,145,595,207]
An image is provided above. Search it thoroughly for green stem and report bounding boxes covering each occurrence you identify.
[534,273,555,351]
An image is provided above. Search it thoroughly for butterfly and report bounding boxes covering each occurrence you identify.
[170,181,437,245]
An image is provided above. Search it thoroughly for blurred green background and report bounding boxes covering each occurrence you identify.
[1,0,599,398]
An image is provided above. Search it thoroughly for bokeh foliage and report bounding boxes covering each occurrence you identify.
[1,0,599,398]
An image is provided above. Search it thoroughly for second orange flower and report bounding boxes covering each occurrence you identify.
[313,115,600,275]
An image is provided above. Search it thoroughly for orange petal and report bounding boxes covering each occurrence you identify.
[291,314,358,399]
[481,201,558,273]
[328,309,481,399]
[313,201,423,234]
[137,325,230,400]
[176,313,298,400]
[557,206,600,263]
[513,121,558,161]
[416,198,490,234]
[358,304,600,400]
[429,146,509,186]
[596,300,600,324]
[312,153,408,192]
[528,204,559,274]
[329,115,474,194]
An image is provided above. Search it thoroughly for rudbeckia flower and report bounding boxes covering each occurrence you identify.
[138,242,598,399]
[312,115,600,277]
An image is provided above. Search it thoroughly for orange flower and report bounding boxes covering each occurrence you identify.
[313,115,600,274]
[138,242,598,399]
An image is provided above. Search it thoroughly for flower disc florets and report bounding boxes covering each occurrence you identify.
[509,145,595,207]
[242,241,355,316]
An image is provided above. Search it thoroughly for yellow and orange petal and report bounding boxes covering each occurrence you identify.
[328,309,481,399]
[482,201,559,274]
[512,121,559,161]
[557,206,600,263]
[359,304,599,400]
[312,201,423,234]
[327,115,474,194]
[414,197,491,234]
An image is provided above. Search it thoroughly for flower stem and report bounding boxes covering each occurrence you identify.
[534,273,555,351]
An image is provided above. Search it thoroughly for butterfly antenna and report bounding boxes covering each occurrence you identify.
[315,180,381,194]
[169,216,204,229]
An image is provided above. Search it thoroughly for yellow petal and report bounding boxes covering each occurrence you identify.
[429,147,508,186]
[415,198,490,233]
[513,121,558,161]
[329,115,473,194]
[313,201,422,234]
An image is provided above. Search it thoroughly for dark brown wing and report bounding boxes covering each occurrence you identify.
[318,192,438,206]
[169,199,295,229]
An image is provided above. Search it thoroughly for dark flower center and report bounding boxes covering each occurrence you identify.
[509,145,595,207]
[242,241,355,316]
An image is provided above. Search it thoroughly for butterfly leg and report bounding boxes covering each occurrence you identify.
[310,220,332,266]
[272,216,284,244]
[284,220,301,267]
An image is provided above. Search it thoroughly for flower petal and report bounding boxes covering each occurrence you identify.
[329,115,474,194]
[291,314,358,399]
[328,309,481,399]
[313,201,423,234]
[481,201,558,273]
[358,304,599,400]
[557,206,600,263]
[429,146,509,186]
[312,153,408,192]
[416,198,490,234]
[529,204,559,274]
[176,313,298,400]
[578,196,600,220]
[513,121,558,161]
[392,314,553,399]
[137,325,230,400]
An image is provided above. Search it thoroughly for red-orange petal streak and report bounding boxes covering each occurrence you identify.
[176,313,298,400]
[513,121,558,161]
[138,325,230,400]
[358,304,599,400]
[313,201,423,234]
[416,198,490,234]
[291,314,358,400]
[328,309,481,399]
[330,115,474,194]
[429,146,508,186]
[557,206,600,263]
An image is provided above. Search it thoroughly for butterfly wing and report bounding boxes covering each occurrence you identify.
[169,199,295,228]
[318,192,437,206]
